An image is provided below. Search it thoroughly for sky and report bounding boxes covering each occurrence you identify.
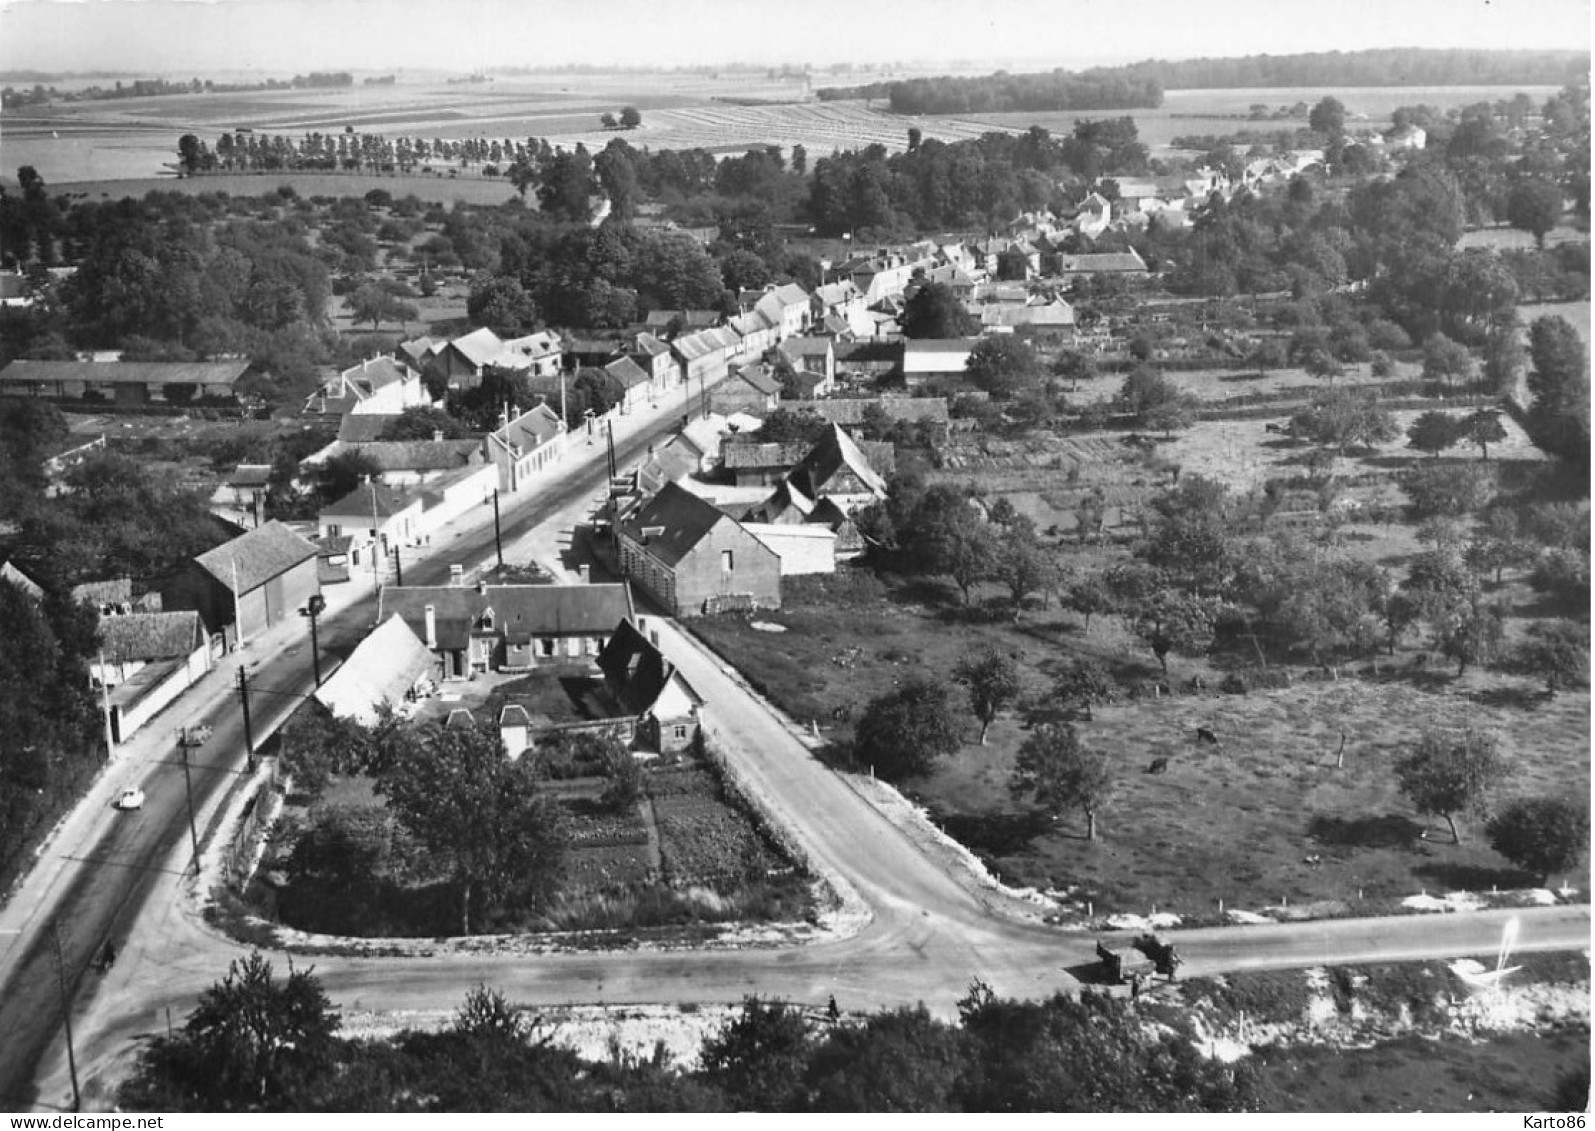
[0,0,1590,76]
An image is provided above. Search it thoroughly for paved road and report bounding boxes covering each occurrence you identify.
[0,401,698,1110]
[32,612,1592,1112]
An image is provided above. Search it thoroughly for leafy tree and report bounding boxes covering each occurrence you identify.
[1525,315,1590,469]
[1066,573,1115,633]
[1303,348,1345,384]
[1308,96,1347,136]
[1115,366,1191,433]
[1011,724,1112,840]
[1505,177,1565,248]
[315,448,381,506]
[1487,797,1588,884]
[1433,600,1505,677]
[964,335,1042,399]
[852,677,961,780]
[953,647,1022,744]
[1127,590,1222,676]
[1528,546,1591,608]
[991,525,1056,619]
[348,281,417,331]
[1052,659,1117,714]
[1465,509,1531,584]
[901,282,976,339]
[804,1005,965,1112]
[600,112,618,130]
[1460,408,1508,460]
[1400,548,1480,626]
[118,953,338,1112]
[1405,410,1462,458]
[619,106,642,129]
[1510,621,1589,696]
[697,997,812,1112]
[376,720,567,934]
[1248,338,1289,374]
[467,275,537,336]
[537,144,597,223]
[909,486,995,605]
[1051,349,1099,390]
[1401,460,1496,520]
[379,406,469,441]
[1421,333,1476,387]
[1394,727,1509,843]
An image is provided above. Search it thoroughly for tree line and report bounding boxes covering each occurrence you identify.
[119,958,1263,1112]
[820,69,1164,115]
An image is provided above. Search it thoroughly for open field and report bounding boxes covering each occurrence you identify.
[960,84,1563,152]
[1458,224,1588,251]
[45,171,523,206]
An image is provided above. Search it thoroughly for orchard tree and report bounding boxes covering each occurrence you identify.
[965,335,1042,399]
[1406,410,1462,458]
[1525,315,1590,469]
[1127,590,1222,676]
[1394,727,1509,844]
[1505,177,1565,248]
[1010,724,1113,840]
[1066,573,1115,632]
[1487,797,1588,884]
[1461,408,1508,460]
[1465,509,1530,584]
[852,677,961,780]
[901,282,977,339]
[1402,461,1496,519]
[467,274,537,335]
[1433,601,1505,677]
[1421,333,1476,388]
[992,525,1057,619]
[1051,658,1117,714]
[1290,390,1400,455]
[1308,96,1347,137]
[619,106,642,129]
[1511,621,1589,696]
[376,720,567,934]
[1052,349,1099,390]
[911,486,996,605]
[953,647,1022,745]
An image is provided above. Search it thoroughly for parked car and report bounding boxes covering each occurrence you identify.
[114,788,145,811]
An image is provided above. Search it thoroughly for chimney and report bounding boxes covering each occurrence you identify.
[476,578,488,595]
[423,604,436,648]
[578,564,590,582]
[432,429,443,442]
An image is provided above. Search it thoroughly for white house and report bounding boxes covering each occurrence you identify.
[488,403,567,493]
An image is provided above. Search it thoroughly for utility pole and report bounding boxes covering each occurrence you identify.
[368,477,382,591]
[605,418,617,479]
[49,922,81,1112]
[179,731,200,875]
[492,488,504,569]
[303,594,326,688]
[392,545,403,586]
[237,669,256,774]
[96,649,115,756]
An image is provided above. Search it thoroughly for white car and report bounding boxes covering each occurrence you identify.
[114,788,145,811]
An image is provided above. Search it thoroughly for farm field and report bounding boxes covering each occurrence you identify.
[962,84,1563,152]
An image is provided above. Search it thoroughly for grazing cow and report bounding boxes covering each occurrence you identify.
[1146,757,1169,774]
[1195,726,1219,745]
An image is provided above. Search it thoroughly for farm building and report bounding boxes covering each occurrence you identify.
[314,614,435,725]
[302,437,488,488]
[597,617,706,756]
[92,610,213,744]
[902,339,976,389]
[617,481,780,618]
[377,581,636,680]
[629,332,681,389]
[1052,249,1149,280]
[709,362,781,417]
[742,522,838,575]
[170,521,321,646]
[0,359,249,408]
[672,327,742,390]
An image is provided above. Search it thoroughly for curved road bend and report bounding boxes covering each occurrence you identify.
[36,609,1594,1110]
[0,411,693,1110]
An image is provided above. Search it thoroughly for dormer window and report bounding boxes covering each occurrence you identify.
[478,607,495,631]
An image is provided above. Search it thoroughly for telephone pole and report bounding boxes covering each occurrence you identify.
[49,922,81,1112]
[179,731,201,875]
[392,545,403,586]
[492,488,504,569]
[238,668,256,773]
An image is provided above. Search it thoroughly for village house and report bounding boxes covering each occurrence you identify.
[487,403,567,493]
[776,337,837,398]
[1053,248,1150,282]
[811,279,867,326]
[727,308,780,358]
[430,328,564,388]
[672,326,741,391]
[746,283,812,341]
[378,581,636,680]
[617,481,781,617]
[0,359,249,408]
[629,332,681,390]
[318,480,426,570]
[740,522,839,574]
[313,613,435,725]
[302,437,488,489]
[708,362,781,417]
[210,463,273,527]
[596,617,706,756]
[169,521,321,646]
[91,609,213,743]
[643,309,723,336]
[604,355,655,414]
[305,355,431,417]
[902,339,976,390]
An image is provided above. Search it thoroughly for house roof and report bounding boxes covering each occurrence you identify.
[194,521,320,594]
[0,359,250,386]
[321,480,423,521]
[618,481,736,568]
[337,355,414,393]
[814,280,860,306]
[722,441,812,470]
[597,618,703,717]
[97,610,204,663]
[728,309,777,337]
[0,561,43,601]
[730,362,781,396]
[313,614,434,725]
[779,337,833,360]
[904,338,977,353]
[398,336,443,364]
[72,577,133,607]
[336,414,401,443]
[672,327,739,362]
[604,356,651,390]
[446,327,506,369]
[785,424,889,500]
[807,397,950,426]
[1055,250,1148,274]
[378,583,635,650]
[227,464,274,488]
[354,439,484,472]
[644,309,721,332]
[491,403,564,452]
[633,332,672,358]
